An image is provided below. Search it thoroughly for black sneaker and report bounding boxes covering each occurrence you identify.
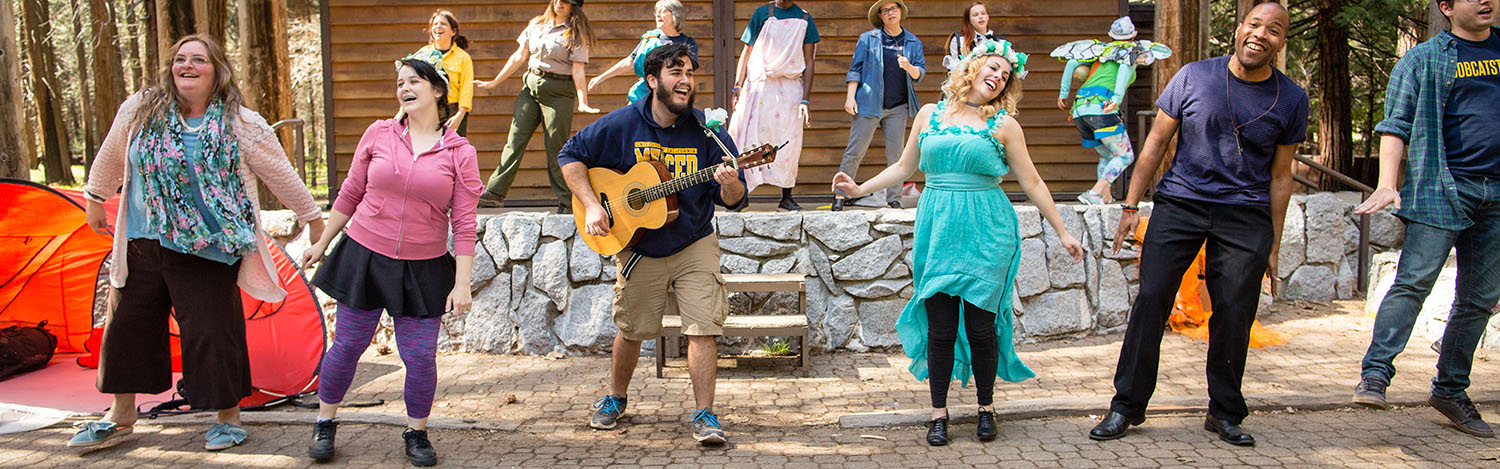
[402,428,438,467]
[887,200,902,209]
[307,420,338,462]
[1352,376,1389,409]
[1428,394,1495,437]
[589,395,627,430]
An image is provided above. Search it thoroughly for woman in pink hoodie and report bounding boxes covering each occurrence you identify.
[299,57,481,466]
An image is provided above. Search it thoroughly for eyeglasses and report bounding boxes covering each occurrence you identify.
[879,5,902,14]
[172,56,211,66]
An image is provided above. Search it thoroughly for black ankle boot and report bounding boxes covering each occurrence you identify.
[977,410,997,441]
[778,188,803,211]
[926,416,950,446]
[831,198,845,211]
[403,428,438,466]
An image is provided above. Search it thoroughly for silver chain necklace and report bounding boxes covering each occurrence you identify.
[1224,63,1280,157]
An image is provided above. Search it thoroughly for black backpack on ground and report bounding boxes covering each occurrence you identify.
[0,320,58,381]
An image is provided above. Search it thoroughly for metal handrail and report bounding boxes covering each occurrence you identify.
[1134,110,1375,295]
[270,119,307,183]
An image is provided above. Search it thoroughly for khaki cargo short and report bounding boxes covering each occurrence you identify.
[611,233,729,341]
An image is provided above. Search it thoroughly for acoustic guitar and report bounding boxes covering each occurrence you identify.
[572,142,778,256]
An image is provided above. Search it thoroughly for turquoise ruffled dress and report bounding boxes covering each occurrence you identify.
[895,101,1036,387]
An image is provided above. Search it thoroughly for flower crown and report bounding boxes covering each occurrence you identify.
[963,38,1029,80]
[394,48,450,86]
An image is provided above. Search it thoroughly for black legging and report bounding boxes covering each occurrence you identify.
[926,293,999,409]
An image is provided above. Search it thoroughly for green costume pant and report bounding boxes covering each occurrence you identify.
[484,72,575,204]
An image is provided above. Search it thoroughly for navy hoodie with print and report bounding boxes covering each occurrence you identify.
[557,93,746,258]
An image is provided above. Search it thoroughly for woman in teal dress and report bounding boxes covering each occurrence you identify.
[833,39,1084,446]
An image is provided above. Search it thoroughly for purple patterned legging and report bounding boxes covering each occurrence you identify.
[318,303,441,419]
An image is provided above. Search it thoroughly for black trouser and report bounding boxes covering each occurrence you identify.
[97,239,250,410]
[1109,194,1272,424]
[927,293,999,409]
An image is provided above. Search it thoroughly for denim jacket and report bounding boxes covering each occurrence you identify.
[845,29,926,118]
[1373,27,1500,231]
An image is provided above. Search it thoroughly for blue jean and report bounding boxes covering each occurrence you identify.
[1361,175,1500,399]
[837,106,907,202]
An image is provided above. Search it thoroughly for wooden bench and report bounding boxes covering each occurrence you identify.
[657,273,810,377]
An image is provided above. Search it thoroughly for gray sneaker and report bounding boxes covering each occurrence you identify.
[691,409,726,445]
[1352,376,1389,409]
[1429,394,1494,437]
[589,395,626,430]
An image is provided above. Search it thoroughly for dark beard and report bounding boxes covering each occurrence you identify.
[655,86,695,117]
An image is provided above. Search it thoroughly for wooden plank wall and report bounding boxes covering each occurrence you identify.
[325,0,1128,201]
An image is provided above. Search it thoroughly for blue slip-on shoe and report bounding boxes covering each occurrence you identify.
[205,422,248,451]
[67,420,133,447]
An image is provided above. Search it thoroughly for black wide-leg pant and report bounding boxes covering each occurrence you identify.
[1109,194,1273,424]
[97,239,251,410]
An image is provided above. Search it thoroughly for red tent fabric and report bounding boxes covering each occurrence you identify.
[0,178,324,408]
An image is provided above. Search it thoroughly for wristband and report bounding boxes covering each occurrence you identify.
[1120,204,1139,212]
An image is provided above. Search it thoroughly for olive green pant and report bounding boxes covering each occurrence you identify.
[484,72,575,204]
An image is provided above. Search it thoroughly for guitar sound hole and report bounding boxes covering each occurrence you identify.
[627,188,647,211]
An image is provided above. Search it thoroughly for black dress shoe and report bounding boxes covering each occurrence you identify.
[976,410,997,441]
[1204,416,1256,447]
[1088,411,1144,441]
[926,416,950,446]
[831,198,845,212]
[778,196,803,211]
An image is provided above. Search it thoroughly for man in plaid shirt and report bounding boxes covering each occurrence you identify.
[1352,0,1500,438]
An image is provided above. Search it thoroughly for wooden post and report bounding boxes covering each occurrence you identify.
[20,0,74,185]
[194,0,226,42]
[1151,0,1209,187]
[239,0,295,209]
[713,0,733,112]
[0,0,27,179]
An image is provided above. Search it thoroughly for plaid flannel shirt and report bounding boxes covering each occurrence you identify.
[1374,27,1500,231]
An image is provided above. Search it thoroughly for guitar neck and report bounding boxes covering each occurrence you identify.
[638,160,733,203]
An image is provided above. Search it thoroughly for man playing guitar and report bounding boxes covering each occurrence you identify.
[559,43,745,445]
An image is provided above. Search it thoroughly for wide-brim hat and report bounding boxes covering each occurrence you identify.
[868,0,907,29]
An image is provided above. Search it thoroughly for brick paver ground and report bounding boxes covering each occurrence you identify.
[267,299,1499,431]
[6,407,1498,467]
[6,299,1498,467]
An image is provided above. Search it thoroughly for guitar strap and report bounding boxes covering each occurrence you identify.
[620,252,645,282]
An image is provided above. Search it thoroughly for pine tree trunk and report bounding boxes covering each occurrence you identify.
[143,0,159,85]
[0,0,27,179]
[21,0,74,185]
[239,0,296,209]
[1152,0,1210,189]
[1316,0,1353,190]
[157,0,195,53]
[92,0,127,135]
[71,0,98,172]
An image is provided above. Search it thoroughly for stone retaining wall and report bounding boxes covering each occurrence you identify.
[275,191,1406,356]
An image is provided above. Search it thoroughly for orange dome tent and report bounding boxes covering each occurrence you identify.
[0,178,325,409]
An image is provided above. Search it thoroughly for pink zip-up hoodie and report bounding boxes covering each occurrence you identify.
[334,118,481,260]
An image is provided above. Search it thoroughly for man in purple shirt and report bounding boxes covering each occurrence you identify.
[1088,2,1309,447]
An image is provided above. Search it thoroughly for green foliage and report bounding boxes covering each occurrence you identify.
[762,339,794,357]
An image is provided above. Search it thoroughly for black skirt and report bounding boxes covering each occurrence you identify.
[312,236,456,318]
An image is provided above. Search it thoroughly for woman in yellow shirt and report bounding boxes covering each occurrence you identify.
[410,10,475,136]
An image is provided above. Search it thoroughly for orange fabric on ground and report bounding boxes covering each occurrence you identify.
[1133,216,1286,348]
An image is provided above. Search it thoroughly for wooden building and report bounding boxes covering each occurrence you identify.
[322,0,1144,203]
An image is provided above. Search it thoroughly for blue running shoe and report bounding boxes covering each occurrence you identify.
[589,395,627,430]
[691,408,726,445]
[205,422,247,451]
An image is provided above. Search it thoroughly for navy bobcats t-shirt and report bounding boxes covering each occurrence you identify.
[1154,56,1310,206]
[1443,33,1500,179]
